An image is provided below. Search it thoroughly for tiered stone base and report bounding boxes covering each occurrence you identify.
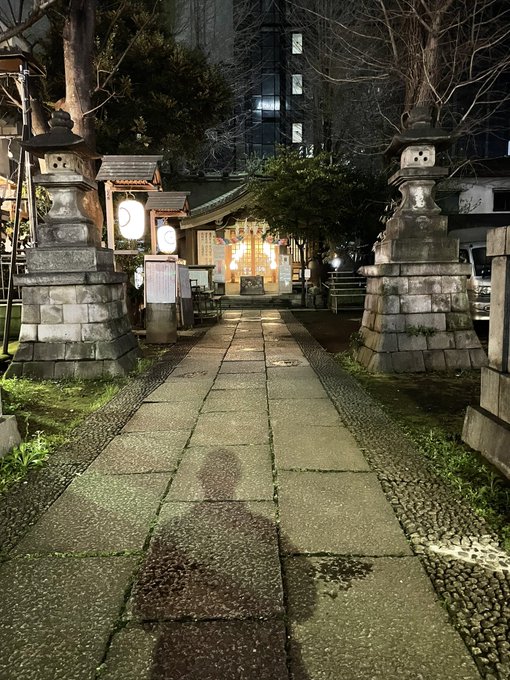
[6,271,140,379]
[356,262,487,373]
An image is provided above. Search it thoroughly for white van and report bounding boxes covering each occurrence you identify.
[449,228,491,321]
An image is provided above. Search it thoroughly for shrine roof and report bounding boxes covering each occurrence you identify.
[95,155,163,182]
[145,191,190,211]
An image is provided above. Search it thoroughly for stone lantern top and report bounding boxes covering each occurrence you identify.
[22,110,100,160]
[384,104,452,161]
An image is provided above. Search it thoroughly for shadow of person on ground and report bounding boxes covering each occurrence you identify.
[131,448,317,679]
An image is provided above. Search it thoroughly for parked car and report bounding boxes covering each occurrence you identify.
[449,227,492,321]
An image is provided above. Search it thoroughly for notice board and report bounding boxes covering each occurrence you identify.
[145,257,177,304]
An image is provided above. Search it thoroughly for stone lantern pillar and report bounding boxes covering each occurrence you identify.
[6,111,140,379]
[356,106,486,373]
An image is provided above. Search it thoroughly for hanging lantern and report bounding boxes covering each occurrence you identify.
[157,224,177,254]
[230,260,238,270]
[270,259,277,270]
[118,199,145,240]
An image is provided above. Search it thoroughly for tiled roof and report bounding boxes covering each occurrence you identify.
[188,184,249,218]
[145,192,190,211]
[95,155,163,181]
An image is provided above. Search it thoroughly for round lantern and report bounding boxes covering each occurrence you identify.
[157,225,177,254]
[118,199,145,240]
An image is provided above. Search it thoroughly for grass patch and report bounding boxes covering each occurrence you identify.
[0,374,130,494]
[0,348,164,494]
[1,376,127,440]
[0,432,56,494]
[337,352,510,551]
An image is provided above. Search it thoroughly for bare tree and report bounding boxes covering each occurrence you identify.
[287,0,510,157]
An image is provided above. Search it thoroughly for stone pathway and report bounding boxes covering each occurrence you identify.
[0,311,488,679]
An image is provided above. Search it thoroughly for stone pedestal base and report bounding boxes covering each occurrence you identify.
[463,405,510,480]
[356,262,487,373]
[146,303,177,344]
[6,271,141,379]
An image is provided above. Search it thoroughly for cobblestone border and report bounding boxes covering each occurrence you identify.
[283,311,510,680]
[0,336,201,556]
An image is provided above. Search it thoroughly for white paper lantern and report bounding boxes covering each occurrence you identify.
[157,225,177,254]
[118,199,145,240]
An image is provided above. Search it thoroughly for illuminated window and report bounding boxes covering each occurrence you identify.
[292,123,303,143]
[292,33,303,54]
[292,74,303,94]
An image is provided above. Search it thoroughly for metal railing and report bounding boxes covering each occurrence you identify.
[0,252,26,302]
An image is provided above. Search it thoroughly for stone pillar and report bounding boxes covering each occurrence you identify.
[356,107,486,373]
[463,227,510,479]
[6,111,140,379]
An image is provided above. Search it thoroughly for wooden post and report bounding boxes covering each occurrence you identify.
[150,209,157,254]
[105,181,115,251]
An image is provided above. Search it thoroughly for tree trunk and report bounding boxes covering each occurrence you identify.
[62,0,103,236]
[63,0,96,145]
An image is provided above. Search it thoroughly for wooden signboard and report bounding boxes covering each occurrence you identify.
[178,265,194,328]
[240,275,265,295]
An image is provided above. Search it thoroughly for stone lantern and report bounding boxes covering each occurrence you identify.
[356,105,486,373]
[6,111,140,379]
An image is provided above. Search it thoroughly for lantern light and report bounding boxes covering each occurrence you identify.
[118,199,145,240]
[230,260,238,270]
[157,224,177,254]
[331,257,341,270]
[270,259,277,270]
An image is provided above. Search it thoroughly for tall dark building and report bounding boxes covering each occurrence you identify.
[172,0,309,170]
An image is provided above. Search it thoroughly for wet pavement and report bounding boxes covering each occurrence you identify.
[0,310,504,679]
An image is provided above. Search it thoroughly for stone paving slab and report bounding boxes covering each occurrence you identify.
[229,340,265,349]
[191,411,269,446]
[167,445,273,501]
[13,473,169,554]
[269,398,342,427]
[219,360,266,374]
[202,389,267,413]
[102,621,289,680]
[224,351,266,362]
[170,362,220,379]
[285,555,480,680]
[122,403,198,432]
[267,366,317,380]
[130,501,283,620]
[266,357,310,368]
[267,376,327,399]
[0,556,137,680]
[273,424,370,471]
[212,373,267,390]
[88,432,188,474]
[159,377,214,396]
[278,471,412,556]
[233,330,263,338]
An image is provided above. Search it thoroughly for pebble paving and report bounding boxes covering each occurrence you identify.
[0,310,506,678]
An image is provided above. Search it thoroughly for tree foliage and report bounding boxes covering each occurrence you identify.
[1,0,232,166]
[248,149,386,247]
